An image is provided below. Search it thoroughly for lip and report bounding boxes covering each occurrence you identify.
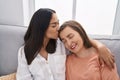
[70,43,77,50]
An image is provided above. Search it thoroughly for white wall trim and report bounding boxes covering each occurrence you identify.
[22,0,35,26]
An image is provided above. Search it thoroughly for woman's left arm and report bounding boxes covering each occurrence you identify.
[100,63,120,80]
[91,39,115,70]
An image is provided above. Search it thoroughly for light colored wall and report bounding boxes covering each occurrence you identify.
[0,0,119,33]
[0,0,24,26]
[0,0,35,26]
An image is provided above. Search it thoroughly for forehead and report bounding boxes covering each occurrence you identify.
[50,13,58,22]
[60,26,77,37]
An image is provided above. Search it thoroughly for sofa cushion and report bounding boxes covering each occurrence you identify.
[0,25,27,76]
[90,35,120,76]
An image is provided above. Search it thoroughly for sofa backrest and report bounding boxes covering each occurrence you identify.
[90,35,120,76]
[0,25,26,76]
[0,25,120,76]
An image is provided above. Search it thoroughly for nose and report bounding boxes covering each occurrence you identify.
[57,27,59,31]
[56,24,59,31]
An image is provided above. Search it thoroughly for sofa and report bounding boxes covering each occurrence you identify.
[0,24,120,79]
[0,25,27,79]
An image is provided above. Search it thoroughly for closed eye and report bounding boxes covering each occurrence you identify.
[50,21,59,28]
[51,24,56,28]
[68,33,74,39]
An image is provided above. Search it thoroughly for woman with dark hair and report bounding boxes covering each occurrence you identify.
[16,8,66,80]
[16,8,115,80]
[59,20,119,80]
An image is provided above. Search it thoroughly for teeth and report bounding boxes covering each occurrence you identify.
[72,45,75,48]
[71,43,76,49]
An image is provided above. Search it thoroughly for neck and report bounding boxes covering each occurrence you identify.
[39,37,49,60]
[76,47,94,58]
[39,47,48,60]
[43,37,49,49]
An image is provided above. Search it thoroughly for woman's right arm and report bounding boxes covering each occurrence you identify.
[16,47,33,80]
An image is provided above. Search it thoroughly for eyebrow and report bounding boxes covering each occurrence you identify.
[50,20,59,24]
[67,33,72,38]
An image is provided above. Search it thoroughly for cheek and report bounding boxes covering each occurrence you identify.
[53,28,58,33]
[78,38,84,46]
[46,31,54,37]
[64,43,69,50]
[49,27,58,33]
[46,28,55,35]
[46,31,58,39]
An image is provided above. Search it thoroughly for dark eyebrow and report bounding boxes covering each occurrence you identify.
[50,20,59,24]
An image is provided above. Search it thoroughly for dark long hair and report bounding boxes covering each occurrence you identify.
[58,20,93,49]
[24,8,57,65]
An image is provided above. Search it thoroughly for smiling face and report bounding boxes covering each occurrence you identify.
[59,26,85,54]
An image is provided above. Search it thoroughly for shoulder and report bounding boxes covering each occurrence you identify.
[18,46,26,59]
[57,39,63,46]
[66,54,74,62]
[18,46,24,52]
[55,39,66,55]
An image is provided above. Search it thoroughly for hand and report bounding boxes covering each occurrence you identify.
[91,39,115,70]
[97,45,115,70]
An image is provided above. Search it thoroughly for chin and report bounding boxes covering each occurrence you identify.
[54,36,58,39]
